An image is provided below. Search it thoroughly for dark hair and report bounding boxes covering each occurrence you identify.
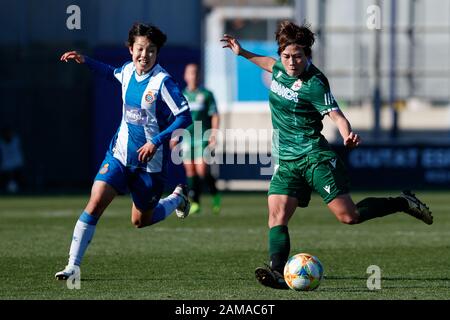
[126,23,167,52]
[275,21,315,57]
[185,62,200,70]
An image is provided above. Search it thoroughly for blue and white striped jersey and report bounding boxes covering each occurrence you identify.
[86,57,191,173]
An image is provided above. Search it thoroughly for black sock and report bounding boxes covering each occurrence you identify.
[188,175,201,203]
[204,173,218,195]
[357,197,408,223]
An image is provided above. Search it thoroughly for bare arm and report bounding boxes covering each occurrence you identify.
[221,34,276,73]
[328,109,361,148]
[208,114,220,147]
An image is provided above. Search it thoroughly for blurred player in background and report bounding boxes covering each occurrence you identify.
[222,21,433,290]
[172,63,221,215]
[0,126,25,193]
[55,23,192,280]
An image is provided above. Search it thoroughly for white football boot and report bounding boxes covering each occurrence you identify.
[173,184,191,219]
[55,265,80,280]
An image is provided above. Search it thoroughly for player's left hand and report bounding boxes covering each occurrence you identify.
[344,132,361,148]
[137,143,157,162]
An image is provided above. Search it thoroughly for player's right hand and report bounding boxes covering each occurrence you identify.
[344,132,361,149]
[220,34,242,56]
[60,51,85,64]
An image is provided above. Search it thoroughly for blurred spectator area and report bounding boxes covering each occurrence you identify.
[204,0,450,147]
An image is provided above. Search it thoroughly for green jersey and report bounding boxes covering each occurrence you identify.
[183,87,218,137]
[269,60,339,160]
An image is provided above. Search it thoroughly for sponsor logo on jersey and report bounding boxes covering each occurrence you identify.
[195,93,205,104]
[125,106,149,125]
[276,71,283,79]
[270,80,299,103]
[144,91,155,104]
[291,79,303,91]
[323,185,331,194]
[99,163,109,175]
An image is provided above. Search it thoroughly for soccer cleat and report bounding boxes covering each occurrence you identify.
[55,265,80,280]
[189,202,201,215]
[255,265,289,290]
[400,190,433,225]
[173,184,191,219]
[212,194,221,215]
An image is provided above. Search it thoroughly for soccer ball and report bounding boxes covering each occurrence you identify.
[284,253,324,291]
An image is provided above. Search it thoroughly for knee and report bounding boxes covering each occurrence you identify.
[337,213,359,225]
[131,217,145,228]
[184,165,195,177]
[268,210,288,227]
[131,212,153,228]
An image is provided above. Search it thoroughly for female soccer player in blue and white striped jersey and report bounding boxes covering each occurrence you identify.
[55,23,192,280]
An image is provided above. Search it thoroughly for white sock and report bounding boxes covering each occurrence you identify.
[68,212,98,267]
[151,194,182,224]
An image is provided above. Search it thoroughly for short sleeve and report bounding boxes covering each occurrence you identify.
[160,77,190,116]
[309,77,339,116]
[206,91,218,116]
[113,61,133,84]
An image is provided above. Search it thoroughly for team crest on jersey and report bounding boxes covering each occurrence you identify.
[99,163,109,175]
[195,93,205,104]
[144,91,155,104]
[291,79,303,91]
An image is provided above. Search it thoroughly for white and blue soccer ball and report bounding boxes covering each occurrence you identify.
[284,253,324,291]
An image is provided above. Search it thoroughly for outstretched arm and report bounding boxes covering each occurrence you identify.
[328,110,361,148]
[60,50,116,81]
[221,34,276,73]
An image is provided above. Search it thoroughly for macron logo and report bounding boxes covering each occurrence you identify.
[323,185,331,194]
[330,158,337,168]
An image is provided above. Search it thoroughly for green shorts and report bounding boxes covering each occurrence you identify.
[268,150,350,206]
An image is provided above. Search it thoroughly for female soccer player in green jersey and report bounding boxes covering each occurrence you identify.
[221,21,433,289]
[181,63,221,215]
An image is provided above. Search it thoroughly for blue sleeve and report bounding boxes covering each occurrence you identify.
[84,56,117,82]
[151,111,193,147]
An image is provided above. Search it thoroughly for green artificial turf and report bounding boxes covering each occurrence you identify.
[0,191,449,300]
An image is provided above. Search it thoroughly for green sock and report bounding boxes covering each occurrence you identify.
[269,225,290,273]
[357,197,408,223]
[187,175,200,203]
[187,176,194,191]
